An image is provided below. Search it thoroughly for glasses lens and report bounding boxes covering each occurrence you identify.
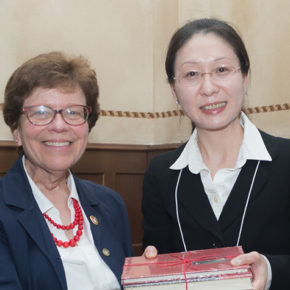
[176,65,239,87]
[212,66,236,81]
[62,105,90,125]
[25,106,54,125]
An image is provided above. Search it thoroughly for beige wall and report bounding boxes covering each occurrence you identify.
[0,0,290,144]
[178,0,290,138]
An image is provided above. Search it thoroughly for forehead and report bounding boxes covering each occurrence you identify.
[175,32,238,67]
[23,85,86,106]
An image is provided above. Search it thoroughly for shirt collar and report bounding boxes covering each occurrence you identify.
[170,112,272,173]
[22,156,80,213]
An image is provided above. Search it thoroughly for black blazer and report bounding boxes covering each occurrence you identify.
[142,130,290,290]
[0,157,133,290]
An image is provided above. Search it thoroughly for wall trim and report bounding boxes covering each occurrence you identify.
[1,103,290,119]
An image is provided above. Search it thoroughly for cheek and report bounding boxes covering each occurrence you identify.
[177,89,199,109]
[233,84,246,104]
[15,125,39,146]
[74,126,89,142]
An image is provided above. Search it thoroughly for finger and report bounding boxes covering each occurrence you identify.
[231,252,260,266]
[143,245,158,259]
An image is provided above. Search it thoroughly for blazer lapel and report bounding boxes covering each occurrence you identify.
[219,159,269,232]
[18,208,67,290]
[3,157,67,290]
[177,168,224,243]
[219,130,279,232]
[74,178,102,249]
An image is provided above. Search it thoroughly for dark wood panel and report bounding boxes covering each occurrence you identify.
[74,173,104,185]
[115,173,144,255]
[0,142,18,176]
[0,141,181,255]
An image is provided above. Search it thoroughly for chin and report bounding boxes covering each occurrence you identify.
[44,160,74,172]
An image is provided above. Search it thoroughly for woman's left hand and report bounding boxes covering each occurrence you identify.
[231,251,268,290]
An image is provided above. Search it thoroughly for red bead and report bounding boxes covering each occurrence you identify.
[43,199,83,248]
[69,239,76,247]
[63,242,69,248]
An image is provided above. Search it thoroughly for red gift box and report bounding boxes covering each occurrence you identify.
[122,246,252,290]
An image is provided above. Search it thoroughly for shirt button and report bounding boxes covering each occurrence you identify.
[213,195,219,203]
[102,248,110,256]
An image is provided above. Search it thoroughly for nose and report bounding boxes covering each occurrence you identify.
[199,73,219,96]
[48,111,69,131]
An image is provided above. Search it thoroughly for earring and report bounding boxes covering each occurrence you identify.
[175,99,179,104]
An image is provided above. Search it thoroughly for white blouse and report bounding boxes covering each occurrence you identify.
[23,157,120,290]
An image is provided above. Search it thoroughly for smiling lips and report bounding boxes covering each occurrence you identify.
[200,101,227,111]
[44,141,71,147]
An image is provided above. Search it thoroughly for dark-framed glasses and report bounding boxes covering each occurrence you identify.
[173,66,241,87]
[22,105,91,126]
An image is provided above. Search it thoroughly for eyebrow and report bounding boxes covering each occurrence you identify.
[181,57,234,66]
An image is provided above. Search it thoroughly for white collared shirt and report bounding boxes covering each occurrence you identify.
[170,112,272,290]
[22,157,120,290]
[170,112,272,219]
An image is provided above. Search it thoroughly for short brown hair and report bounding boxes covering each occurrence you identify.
[3,51,99,131]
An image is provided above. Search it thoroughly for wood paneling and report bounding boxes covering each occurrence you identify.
[0,141,180,255]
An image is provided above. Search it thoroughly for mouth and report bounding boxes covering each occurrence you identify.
[44,141,71,147]
[200,102,227,111]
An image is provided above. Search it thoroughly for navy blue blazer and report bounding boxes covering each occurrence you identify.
[0,156,133,290]
[142,130,290,290]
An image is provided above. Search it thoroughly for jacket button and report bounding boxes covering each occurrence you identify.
[90,215,99,225]
[102,248,110,256]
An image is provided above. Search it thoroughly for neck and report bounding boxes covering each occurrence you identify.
[197,118,244,178]
[24,158,70,203]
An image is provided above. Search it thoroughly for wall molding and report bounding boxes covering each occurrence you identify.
[1,103,290,119]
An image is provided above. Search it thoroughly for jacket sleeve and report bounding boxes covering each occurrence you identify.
[266,254,290,290]
[142,157,176,253]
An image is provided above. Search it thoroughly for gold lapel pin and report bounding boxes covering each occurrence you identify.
[90,215,99,225]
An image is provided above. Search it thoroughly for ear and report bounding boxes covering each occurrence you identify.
[242,74,248,92]
[170,83,179,104]
[12,128,22,146]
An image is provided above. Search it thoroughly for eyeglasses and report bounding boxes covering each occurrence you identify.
[22,105,91,126]
[173,66,241,87]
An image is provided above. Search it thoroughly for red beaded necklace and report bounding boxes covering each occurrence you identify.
[43,198,84,248]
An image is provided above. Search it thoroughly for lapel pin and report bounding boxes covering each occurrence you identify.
[90,215,99,225]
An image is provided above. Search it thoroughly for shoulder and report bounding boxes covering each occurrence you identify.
[148,143,186,170]
[143,143,187,185]
[259,130,290,172]
[259,130,290,154]
[74,177,126,209]
[260,129,290,143]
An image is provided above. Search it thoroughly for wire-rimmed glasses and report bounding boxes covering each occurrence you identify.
[173,66,241,87]
[22,105,91,126]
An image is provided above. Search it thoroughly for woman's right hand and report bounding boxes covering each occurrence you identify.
[143,245,158,259]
